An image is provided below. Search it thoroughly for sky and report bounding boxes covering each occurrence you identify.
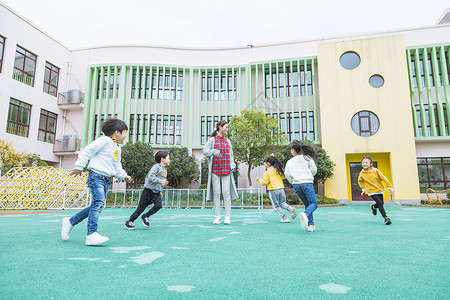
[1,0,449,49]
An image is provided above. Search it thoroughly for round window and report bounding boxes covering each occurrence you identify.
[369,75,384,88]
[351,111,379,137]
[339,51,360,70]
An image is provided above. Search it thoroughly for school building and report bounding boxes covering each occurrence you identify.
[1,3,450,203]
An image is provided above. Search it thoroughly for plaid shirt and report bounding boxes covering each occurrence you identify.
[211,135,231,176]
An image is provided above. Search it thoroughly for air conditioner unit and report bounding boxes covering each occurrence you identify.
[62,134,76,151]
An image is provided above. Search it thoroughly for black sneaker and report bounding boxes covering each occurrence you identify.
[384,217,392,225]
[141,215,150,228]
[371,204,377,216]
[124,221,136,230]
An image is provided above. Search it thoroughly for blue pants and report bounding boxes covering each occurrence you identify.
[70,171,111,235]
[293,183,318,225]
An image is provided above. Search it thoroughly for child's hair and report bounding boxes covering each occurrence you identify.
[102,118,128,136]
[155,151,169,163]
[263,155,284,177]
[291,140,317,160]
[210,120,228,137]
[361,156,373,163]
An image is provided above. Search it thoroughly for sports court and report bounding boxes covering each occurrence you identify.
[1,205,449,299]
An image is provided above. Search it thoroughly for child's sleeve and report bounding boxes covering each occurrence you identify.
[258,171,270,186]
[308,158,317,176]
[377,169,393,188]
[148,165,163,184]
[284,161,293,184]
[358,173,365,190]
[113,154,127,180]
[74,138,106,171]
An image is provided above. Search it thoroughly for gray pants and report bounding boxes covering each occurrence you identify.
[268,189,291,218]
[211,173,231,217]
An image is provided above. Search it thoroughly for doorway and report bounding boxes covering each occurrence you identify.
[349,161,377,201]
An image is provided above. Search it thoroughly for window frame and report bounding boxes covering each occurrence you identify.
[38,109,57,143]
[13,45,37,87]
[6,98,31,137]
[43,61,60,97]
[0,35,5,73]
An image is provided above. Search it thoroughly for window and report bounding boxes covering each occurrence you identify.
[267,112,315,141]
[0,35,5,73]
[264,65,312,98]
[200,115,232,144]
[350,111,379,137]
[6,98,31,137]
[369,75,384,88]
[43,62,60,97]
[176,116,182,145]
[13,46,37,87]
[130,114,182,145]
[96,69,120,99]
[201,71,237,101]
[417,157,450,192]
[38,109,57,143]
[132,68,183,100]
[415,103,448,137]
[339,51,360,70]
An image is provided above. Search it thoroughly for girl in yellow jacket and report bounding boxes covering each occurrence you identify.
[358,156,393,225]
[256,155,297,223]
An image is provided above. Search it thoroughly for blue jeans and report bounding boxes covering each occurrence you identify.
[293,183,318,225]
[70,171,111,235]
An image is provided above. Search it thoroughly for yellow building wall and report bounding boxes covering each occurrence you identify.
[317,35,420,201]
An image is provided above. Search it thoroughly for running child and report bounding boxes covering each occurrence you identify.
[256,154,296,223]
[61,118,132,246]
[285,141,318,232]
[125,151,170,230]
[358,156,393,225]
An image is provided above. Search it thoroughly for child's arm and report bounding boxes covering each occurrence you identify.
[358,173,365,195]
[377,169,393,191]
[202,137,220,158]
[257,171,270,186]
[147,165,163,185]
[284,161,293,184]
[113,156,132,182]
[308,158,317,176]
[70,138,106,175]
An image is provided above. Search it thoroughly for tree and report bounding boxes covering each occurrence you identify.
[1,139,36,175]
[121,141,154,188]
[277,140,335,184]
[228,109,285,187]
[167,146,200,188]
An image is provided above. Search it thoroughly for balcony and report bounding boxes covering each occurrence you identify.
[57,90,84,110]
[53,135,81,155]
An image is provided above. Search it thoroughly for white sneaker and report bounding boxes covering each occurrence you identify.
[307,225,316,232]
[213,216,222,225]
[299,212,308,230]
[85,232,109,246]
[280,216,290,223]
[223,216,231,225]
[61,217,73,241]
[289,207,297,219]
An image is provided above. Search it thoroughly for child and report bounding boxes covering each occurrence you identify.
[358,156,393,225]
[125,151,170,230]
[256,155,296,223]
[285,141,318,232]
[61,118,132,246]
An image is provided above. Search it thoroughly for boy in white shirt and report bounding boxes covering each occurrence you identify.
[61,118,132,246]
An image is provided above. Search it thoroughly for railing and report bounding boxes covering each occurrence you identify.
[6,121,28,137]
[106,188,264,209]
[13,69,34,86]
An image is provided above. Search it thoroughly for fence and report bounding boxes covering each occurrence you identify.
[106,188,263,209]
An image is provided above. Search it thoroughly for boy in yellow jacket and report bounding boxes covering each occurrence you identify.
[257,155,296,223]
[358,156,393,225]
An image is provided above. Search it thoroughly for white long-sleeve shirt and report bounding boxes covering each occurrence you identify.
[285,155,317,184]
[74,136,128,180]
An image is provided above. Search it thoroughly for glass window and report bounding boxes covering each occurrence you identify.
[202,71,236,101]
[0,35,5,73]
[416,157,450,192]
[369,75,384,88]
[13,46,37,87]
[6,98,31,137]
[339,51,360,70]
[38,109,57,143]
[43,62,60,97]
[351,111,379,137]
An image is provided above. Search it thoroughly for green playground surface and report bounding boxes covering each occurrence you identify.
[1,205,449,299]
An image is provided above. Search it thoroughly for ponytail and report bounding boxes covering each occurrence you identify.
[210,120,228,137]
[263,154,285,177]
[291,140,317,160]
